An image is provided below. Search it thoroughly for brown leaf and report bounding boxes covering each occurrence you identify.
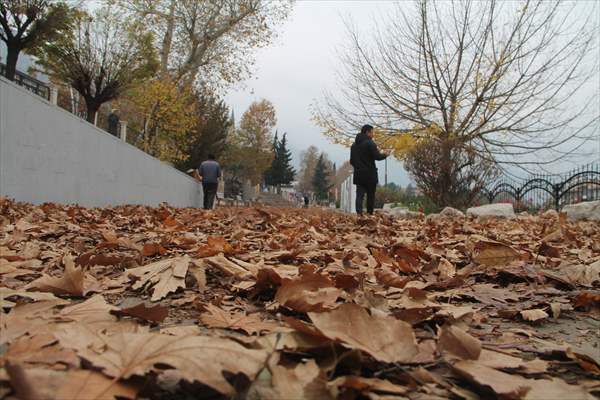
[2,333,79,368]
[249,355,331,400]
[0,287,69,309]
[308,303,418,363]
[142,243,167,257]
[199,303,279,335]
[127,256,190,301]
[203,254,255,279]
[111,302,169,323]
[76,252,125,267]
[520,309,549,322]
[328,376,408,397]
[58,328,268,395]
[472,240,520,266]
[437,258,456,280]
[452,361,530,398]
[197,236,236,257]
[374,267,411,288]
[573,291,600,309]
[438,325,481,360]
[6,364,138,400]
[26,256,99,296]
[275,271,342,312]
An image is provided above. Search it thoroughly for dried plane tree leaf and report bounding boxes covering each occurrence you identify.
[58,329,268,395]
[308,303,418,363]
[275,271,342,312]
[437,258,456,280]
[127,255,190,301]
[472,240,520,267]
[141,243,166,257]
[111,302,169,323]
[374,267,411,288]
[0,287,69,308]
[328,376,408,397]
[249,354,331,400]
[452,361,530,398]
[199,303,279,335]
[2,333,79,368]
[520,309,549,322]
[26,256,100,297]
[6,364,138,400]
[438,325,481,360]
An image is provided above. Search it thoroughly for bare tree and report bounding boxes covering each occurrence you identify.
[119,0,292,89]
[314,0,599,205]
[35,8,157,123]
[0,0,74,80]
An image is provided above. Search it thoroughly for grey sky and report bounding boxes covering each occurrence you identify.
[224,0,411,185]
[226,0,599,182]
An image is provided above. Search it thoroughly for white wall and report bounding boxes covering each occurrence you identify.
[0,77,202,208]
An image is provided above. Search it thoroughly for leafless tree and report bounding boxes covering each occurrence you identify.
[35,8,157,123]
[314,0,599,205]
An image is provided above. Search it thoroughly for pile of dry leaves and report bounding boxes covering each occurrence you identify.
[1,198,599,399]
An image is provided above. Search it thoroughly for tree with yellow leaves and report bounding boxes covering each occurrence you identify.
[314,1,599,208]
[222,99,276,186]
[122,78,196,164]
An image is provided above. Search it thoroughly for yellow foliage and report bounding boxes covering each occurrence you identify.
[127,78,197,163]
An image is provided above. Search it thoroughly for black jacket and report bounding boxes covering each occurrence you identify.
[350,132,387,186]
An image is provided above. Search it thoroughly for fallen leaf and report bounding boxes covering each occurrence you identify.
[0,287,69,308]
[26,256,99,296]
[438,325,481,360]
[452,361,530,398]
[111,302,169,323]
[127,256,190,301]
[249,355,331,400]
[374,267,411,288]
[199,303,279,335]
[328,376,408,397]
[275,271,342,312]
[142,243,167,257]
[308,303,418,363]
[58,328,267,395]
[473,240,520,267]
[520,309,549,322]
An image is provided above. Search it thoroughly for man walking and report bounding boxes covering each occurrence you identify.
[197,154,221,210]
[350,124,388,215]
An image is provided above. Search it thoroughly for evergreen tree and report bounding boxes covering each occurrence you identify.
[264,131,279,186]
[265,132,295,186]
[312,153,332,202]
[278,133,296,185]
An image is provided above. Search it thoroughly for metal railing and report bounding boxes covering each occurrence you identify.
[484,163,600,212]
[1,63,50,100]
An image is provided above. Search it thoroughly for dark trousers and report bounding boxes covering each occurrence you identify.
[202,182,218,210]
[356,183,376,214]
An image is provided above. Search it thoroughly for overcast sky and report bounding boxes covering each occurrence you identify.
[225,0,600,183]
[224,1,411,185]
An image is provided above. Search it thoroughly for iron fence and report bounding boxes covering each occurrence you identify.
[1,63,50,100]
[484,163,600,212]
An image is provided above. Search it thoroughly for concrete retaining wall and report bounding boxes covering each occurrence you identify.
[0,76,202,208]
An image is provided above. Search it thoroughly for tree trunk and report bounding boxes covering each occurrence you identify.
[160,0,177,76]
[4,46,20,81]
[84,97,100,124]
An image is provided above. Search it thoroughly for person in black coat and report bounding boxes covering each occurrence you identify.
[350,124,388,215]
